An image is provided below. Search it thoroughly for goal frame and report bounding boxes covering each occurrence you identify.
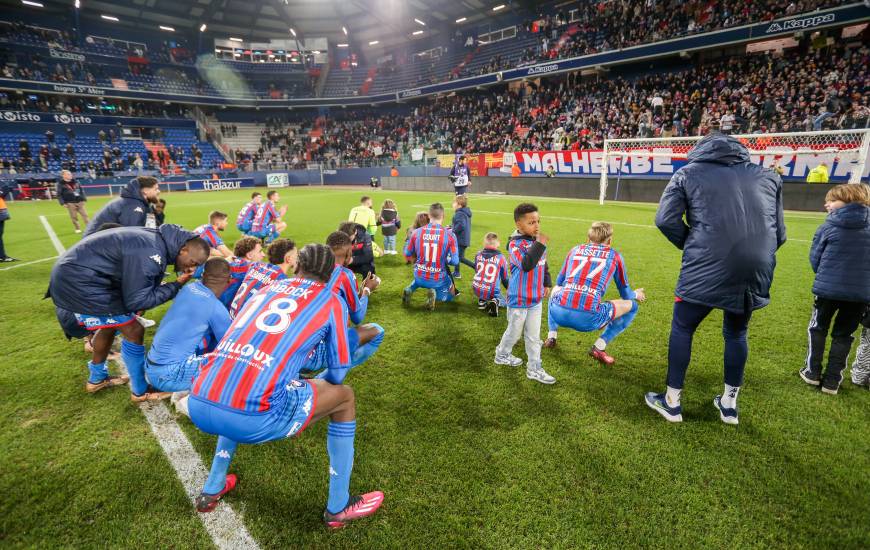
[599,129,870,204]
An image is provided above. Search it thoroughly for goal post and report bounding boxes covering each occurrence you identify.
[598,129,870,204]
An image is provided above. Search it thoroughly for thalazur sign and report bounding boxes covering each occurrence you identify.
[49,48,86,62]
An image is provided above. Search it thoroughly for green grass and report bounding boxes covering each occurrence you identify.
[1,188,868,549]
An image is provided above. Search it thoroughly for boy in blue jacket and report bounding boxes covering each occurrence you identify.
[801,183,870,394]
[450,194,476,278]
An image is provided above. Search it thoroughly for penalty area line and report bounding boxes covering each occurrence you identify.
[46,228,259,549]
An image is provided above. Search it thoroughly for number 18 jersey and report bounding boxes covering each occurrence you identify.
[192,277,350,413]
[552,243,634,312]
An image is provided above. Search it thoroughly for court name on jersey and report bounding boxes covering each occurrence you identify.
[422,231,445,241]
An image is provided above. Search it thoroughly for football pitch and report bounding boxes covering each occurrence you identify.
[1,187,867,549]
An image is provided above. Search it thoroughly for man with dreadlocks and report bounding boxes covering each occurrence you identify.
[189,243,384,528]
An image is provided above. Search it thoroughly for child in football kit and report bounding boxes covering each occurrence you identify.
[543,222,646,365]
[800,183,870,394]
[472,232,509,317]
[494,203,556,385]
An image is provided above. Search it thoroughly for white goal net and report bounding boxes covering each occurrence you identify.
[599,129,870,204]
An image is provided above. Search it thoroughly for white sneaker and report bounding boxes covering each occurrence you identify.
[526,364,556,385]
[74,229,81,234]
[136,315,156,328]
[494,353,523,367]
[171,392,190,417]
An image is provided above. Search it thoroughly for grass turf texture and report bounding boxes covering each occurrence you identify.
[1,187,868,549]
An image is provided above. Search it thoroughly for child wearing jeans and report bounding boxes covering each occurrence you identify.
[800,183,870,394]
[378,199,401,255]
[472,232,509,317]
[494,203,555,385]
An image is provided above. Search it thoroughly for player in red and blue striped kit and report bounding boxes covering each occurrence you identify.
[235,192,261,233]
[189,244,384,528]
[249,190,287,243]
[402,203,459,310]
[228,239,297,318]
[194,211,233,258]
[544,222,646,365]
[216,237,264,309]
[472,232,509,316]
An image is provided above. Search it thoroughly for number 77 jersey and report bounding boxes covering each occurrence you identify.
[192,277,350,413]
[552,243,635,311]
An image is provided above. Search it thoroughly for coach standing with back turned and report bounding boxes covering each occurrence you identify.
[56,169,89,234]
[645,132,786,426]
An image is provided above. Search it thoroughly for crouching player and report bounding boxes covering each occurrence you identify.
[48,224,210,399]
[472,232,509,317]
[249,190,287,244]
[301,232,384,376]
[235,192,262,234]
[218,237,265,309]
[189,244,384,528]
[144,258,232,411]
[195,211,233,258]
[229,239,297,317]
[402,202,459,310]
[544,222,645,364]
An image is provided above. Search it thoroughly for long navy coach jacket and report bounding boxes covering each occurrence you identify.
[655,133,786,314]
[809,201,870,303]
[49,224,194,316]
[83,178,151,236]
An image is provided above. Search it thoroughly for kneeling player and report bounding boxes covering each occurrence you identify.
[235,192,262,234]
[402,202,459,310]
[229,238,297,317]
[249,190,287,243]
[544,222,646,364]
[195,211,234,258]
[189,244,384,528]
[145,258,232,402]
[472,232,509,317]
[217,237,265,309]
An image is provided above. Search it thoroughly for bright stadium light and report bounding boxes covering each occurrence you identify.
[337,43,348,47]
[74,0,80,8]
[159,26,175,32]
[414,18,426,26]
[455,17,467,23]
[412,30,424,35]
[493,4,505,11]
[229,37,243,42]
[289,28,296,37]
[101,14,119,22]
[342,26,348,35]
[368,40,379,45]
[22,0,44,7]
[199,23,207,32]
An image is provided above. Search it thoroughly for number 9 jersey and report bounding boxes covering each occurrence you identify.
[551,243,635,312]
[192,277,351,414]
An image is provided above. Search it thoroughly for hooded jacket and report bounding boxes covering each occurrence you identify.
[451,206,472,248]
[348,222,375,272]
[809,202,870,303]
[49,224,195,315]
[83,178,151,236]
[655,133,786,314]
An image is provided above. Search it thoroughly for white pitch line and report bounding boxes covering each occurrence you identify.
[0,255,58,271]
[46,233,259,549]
[39,215,66,254]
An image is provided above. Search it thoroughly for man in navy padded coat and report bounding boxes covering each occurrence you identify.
[645,132,786,425]
[48,224,210,401]
[83,176,160,236]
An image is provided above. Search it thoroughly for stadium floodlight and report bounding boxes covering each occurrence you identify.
[101,14,119,22]
[412,30,424,36]
[337,43,348,47]
[22,0,44,7]
[290,28,297,37]
[342,26,348,35]
[455,17,467,23]
[74,0,80,8]
[199,23,207,32]
[229,37,243,42]
[368,40,379,45]
[493,4,505,11]
[159,26,175,32]
[414,18,426,26]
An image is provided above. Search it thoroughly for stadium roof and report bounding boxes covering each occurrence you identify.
[1,0,535,54]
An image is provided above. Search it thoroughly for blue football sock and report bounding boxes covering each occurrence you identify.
[203,436,238,495]
[601,300,639,344]
[87,361,109,384]
[547,307,559,332]
[351,324,384,367]
[121,339,148,395]
[326,420,356,514]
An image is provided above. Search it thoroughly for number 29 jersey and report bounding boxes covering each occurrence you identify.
[192,277,350,413]
[552,243,634,312]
